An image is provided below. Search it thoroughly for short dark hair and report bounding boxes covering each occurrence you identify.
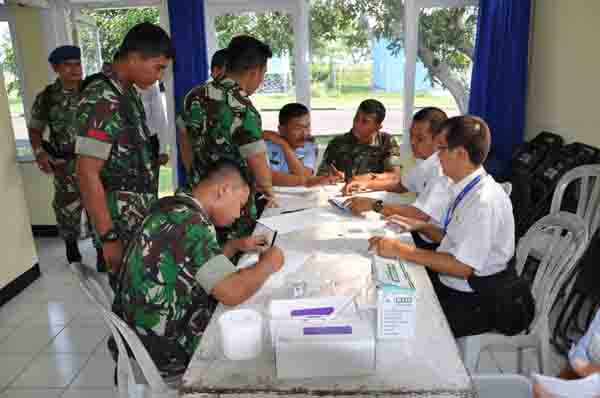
[226,35,272,74]
[203,160,249,189]
[211,49,228,70]
[358,99,386,124]
[413,107,448,136]
[279,103,309,126]
[442,115,491,166]
[118,22,175,60]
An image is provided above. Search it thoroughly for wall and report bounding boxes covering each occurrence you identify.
[0,69,37,289]
[11,5,56,226]
[525,1,600,146]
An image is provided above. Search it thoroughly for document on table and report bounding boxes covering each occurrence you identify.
[259,207,349,234]
[238,249,312,289]
[533,373,600,397]
[273,186,321,195]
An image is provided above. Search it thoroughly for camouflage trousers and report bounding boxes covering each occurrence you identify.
[52,161,84,241]
[106,190,157,248]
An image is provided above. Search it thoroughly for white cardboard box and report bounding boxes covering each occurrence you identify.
[373,256,417,339]
[274,319,375,379]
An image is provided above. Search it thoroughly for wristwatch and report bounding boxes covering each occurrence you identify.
[372,200,384,213]
[99,229,120,243]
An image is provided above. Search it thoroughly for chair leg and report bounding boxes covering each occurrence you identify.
[457,335,481,373]
[517,348,523,374]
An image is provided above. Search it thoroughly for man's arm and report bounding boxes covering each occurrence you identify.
[27,92,52,173]
[246,151,274,197]
[178,125,193,172]
[264,131,313,178]
[368,237,473,278]
[77,155,123,273]
[211,246,284,306]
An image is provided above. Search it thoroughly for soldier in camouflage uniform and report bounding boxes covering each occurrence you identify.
[115,162,283,377]
[317,99,402,194]
[75,23,174,277]
[317,99,400,182]
[178,35,275,243]
[27,46,104,268]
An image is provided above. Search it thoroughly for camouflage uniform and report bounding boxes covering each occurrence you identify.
[176,78,266,240]
[28,79,83,241]
[74,71,158,248]
[116,191,236,376]
[317,131,401,177]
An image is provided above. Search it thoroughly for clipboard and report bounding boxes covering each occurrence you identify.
[254,221,278,247]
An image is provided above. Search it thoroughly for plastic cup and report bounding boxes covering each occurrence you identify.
[218,309,263,360]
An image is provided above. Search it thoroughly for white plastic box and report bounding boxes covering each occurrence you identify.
[274,319,376,379]
[373,255,417,339]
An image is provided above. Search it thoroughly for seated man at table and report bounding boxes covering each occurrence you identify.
[368,116,515,338]
[316,99,401,192]
[344,107,450,249]
[114,161,284,377]
[264,103,337,187]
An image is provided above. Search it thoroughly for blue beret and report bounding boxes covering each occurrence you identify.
[48,45,81,65]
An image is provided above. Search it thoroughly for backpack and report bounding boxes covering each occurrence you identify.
[468,267,536,336]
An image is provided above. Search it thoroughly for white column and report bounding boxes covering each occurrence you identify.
[402,0,419,155]
[48,0,72,47]
[205,8,217,61]
[158,0,179,188]
[293,0,310,108]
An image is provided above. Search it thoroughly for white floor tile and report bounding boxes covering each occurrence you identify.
[44,326,107,355]
[10,353,89,388]
[0,354,35,389]
[0,327,17,343]
[69,349,115,389]
[61,388,119,398]
[0,388,64,398]
[0,323,65,354]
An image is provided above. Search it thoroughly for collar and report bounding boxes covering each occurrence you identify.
[450,166,486,196]
[103,70,129,94]
[176,190,211,220]
[219,77,248,98]
[349,130,379,146]
[422,151,440,168]
[55,78,79,94]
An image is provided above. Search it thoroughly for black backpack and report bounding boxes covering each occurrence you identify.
[469,267,536,336]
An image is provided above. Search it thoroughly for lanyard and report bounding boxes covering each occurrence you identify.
[443,174,483,232]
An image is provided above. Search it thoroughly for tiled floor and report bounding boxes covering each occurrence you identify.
[0,237,118,397]
[0,236,568,397]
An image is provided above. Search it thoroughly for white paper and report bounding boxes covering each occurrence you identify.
[238,250,312,289]
[533,373,600,397]
[273,186,321,195]
[259,207,349,234]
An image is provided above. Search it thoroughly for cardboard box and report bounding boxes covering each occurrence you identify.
[372,256,417,339]
[274,319,375,379]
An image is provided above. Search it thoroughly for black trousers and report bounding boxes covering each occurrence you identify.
[428,269,495,338]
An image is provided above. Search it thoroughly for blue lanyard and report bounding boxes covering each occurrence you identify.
[443,174,483,233]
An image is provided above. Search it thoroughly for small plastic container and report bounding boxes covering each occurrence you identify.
[218,309,263,360]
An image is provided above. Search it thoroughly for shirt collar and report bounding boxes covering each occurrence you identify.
[450,166,486,196]
[219,78,248,97]
[175,191,211,220]
[350,130,379,146]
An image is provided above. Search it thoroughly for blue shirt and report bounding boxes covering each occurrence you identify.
[569,309,600,366]
[266,141,316,173]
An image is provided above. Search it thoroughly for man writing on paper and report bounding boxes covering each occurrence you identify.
[115,161,284,378]
[344,107,450,249]
[368,116,515,337]
[316,99,401,193]
[264,103,338,187]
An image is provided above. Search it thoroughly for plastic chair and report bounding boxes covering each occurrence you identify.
[501,182,512,196]
[69,263,179,397]
[471,374,532,398]
[457,212,589,375]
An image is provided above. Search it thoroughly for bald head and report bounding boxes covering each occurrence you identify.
[203,162,248,190]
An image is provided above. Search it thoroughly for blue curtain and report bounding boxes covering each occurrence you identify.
[468,0,531,178]
[168,0,209,187]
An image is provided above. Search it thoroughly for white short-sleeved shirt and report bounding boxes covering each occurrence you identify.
[413,175,452,226]
[401,151,444,195]
[437,167,515,293]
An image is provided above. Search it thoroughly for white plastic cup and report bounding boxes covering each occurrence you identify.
[218,309,263,360]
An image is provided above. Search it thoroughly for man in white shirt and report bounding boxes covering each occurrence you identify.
[368,115,515,337]
[345,107,450,249]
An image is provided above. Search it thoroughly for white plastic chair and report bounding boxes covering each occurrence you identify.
[69,263,179,398]
[471,374,532,398]
[458,212,589,375]
[530,165,600,259]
